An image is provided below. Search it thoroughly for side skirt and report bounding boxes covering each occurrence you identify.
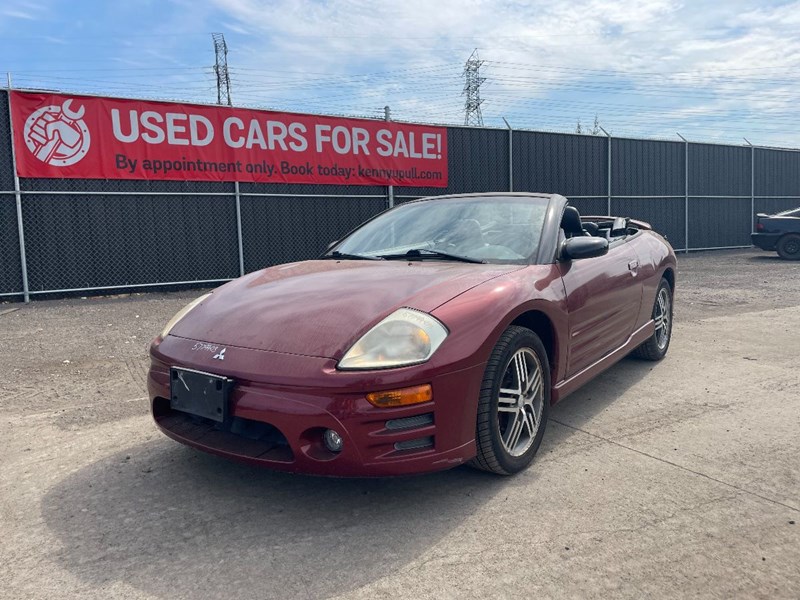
[550,320,655,404]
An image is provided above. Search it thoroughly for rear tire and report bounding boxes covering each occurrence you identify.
[470,326,550,475]
[776,233,800,260]
[632,277,673,361]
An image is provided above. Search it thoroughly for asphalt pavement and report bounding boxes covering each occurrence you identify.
[1,248,798,599]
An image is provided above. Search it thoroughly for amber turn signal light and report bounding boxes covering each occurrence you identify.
[366,384,433,408]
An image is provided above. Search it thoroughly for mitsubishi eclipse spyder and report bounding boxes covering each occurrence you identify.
[148,192,676,476]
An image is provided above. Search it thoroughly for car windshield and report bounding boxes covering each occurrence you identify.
[331,196,549,264]
[776,207,800,217]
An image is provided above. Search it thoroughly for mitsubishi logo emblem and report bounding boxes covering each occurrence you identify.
[213,348,226,360]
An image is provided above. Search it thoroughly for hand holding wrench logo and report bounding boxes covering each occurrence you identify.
[23,99,91,167]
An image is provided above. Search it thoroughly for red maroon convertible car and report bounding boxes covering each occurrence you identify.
[148,193,676,476]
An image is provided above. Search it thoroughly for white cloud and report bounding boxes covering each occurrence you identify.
[3,9,36,19]
[9,0,799,146]
[1,0,46,21]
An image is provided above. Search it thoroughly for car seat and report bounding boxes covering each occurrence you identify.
[582,221,600,237]
[561,206,585,238]
[445,218,485,250]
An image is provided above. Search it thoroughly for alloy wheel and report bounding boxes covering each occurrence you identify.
[497,348,545,457]
[654,286,671,350]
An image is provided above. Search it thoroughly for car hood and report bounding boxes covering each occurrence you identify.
[170,259,523,358]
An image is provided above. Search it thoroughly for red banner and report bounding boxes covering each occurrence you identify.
[10,91,448,187]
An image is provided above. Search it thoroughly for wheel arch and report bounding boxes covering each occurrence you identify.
[662,266,675,290]
[778,231,800,243]
[509,309,557,384]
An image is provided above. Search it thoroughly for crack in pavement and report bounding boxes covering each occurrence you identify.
[550,418,800,513]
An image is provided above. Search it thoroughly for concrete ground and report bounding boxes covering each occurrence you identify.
[1,248,798,599]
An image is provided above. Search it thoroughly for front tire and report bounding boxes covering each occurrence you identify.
[776,233,800,260]
[632,277,673,361]
[470,326,550,475]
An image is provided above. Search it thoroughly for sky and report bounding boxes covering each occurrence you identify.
[1,0,800,147]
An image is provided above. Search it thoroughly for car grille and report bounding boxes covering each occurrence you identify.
[153,397,294,462]
[385,412,434,431]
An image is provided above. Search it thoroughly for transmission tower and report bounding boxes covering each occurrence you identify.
[212,33,232,106]
[462,49,486,126]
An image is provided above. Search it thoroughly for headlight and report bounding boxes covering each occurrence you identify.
[160,293,211,338]
[338,308,448,370]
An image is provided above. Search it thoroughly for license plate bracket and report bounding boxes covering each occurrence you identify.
[170,367,232,423]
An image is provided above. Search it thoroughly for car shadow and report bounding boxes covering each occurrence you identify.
[40,438,515,599]
[746,254,786,261]
[40,359,659,600]
[548,355,660,441]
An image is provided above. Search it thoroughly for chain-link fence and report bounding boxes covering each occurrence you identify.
[3,88,800,300]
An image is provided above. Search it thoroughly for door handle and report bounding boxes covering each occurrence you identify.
[628,260,639,273]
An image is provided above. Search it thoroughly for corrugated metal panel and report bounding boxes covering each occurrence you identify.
[612,138,684,196]
[754,148,800,197]
[611,197,685,250]
[21,194,240,291]
[688,197,751,248]
[689,143,750,196]
[241,196,387,272]
[397,127,509,197]
[513,131,607,196]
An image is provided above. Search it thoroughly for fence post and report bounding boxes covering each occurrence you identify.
[384,106,394,208]
[677,133,689,252]
[744,138,754,233]
[599,127,611,215]
[6,74,30,302]
[234,180,244,276]
[502,117,513,192]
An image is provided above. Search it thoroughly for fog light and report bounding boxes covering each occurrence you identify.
[323,429,343,453]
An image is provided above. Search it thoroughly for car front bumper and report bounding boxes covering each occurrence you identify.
[148,335,484,477]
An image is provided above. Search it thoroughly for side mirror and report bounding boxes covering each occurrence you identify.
[562,236,609,260]
[326,240,339,251]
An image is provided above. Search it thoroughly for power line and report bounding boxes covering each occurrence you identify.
[1,26,796,43]
[484,60,800,76]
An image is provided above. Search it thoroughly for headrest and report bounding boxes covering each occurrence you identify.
[453,218,482,236]
[561,206,583,236]
[583,221,599,236]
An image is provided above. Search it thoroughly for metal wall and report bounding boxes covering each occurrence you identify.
[3,88,800,300]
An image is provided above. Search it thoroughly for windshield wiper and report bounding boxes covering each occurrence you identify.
[322,250,383,261]
[379,248,485,264]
